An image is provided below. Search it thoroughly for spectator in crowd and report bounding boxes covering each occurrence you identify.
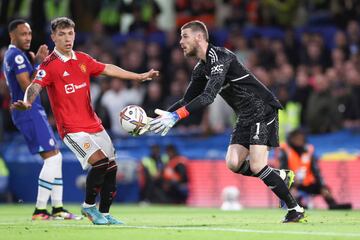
[142,81,164,118]
[278,128,352,210]
[139,144,189,204]
[346,20,360,57]
[342,61,360,129]
[333,31,350,60]
[128,0,161,34]
[292,66,312,126]
[277,85,301,143]
[161,144,189,204]
[306,73,341,133]
[261,0,299,27]
[101,78,143,135]
[93,77,111,130]
[139,144,167,203]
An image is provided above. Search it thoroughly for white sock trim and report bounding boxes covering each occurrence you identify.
[288,205,304,212]
[82,203,96,208]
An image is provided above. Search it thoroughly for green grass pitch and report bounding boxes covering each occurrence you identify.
[1,204,359,240]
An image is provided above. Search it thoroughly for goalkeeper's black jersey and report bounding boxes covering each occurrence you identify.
[168,44,282,126]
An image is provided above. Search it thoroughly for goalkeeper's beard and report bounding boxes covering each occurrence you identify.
[185,44,198,57]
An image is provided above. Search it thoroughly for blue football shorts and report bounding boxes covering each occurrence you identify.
[15,111,58,154]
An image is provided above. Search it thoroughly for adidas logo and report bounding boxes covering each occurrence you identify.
[63,71,70,77]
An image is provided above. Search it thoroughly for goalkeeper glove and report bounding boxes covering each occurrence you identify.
[149,109,180,136]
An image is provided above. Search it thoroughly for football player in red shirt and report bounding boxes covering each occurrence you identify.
[12,17,159,225]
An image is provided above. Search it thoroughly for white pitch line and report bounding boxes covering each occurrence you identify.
[56,224,360,238]
[1,222,360,238]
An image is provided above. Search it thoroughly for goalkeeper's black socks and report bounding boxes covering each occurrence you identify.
[85,158,109,205]
[235,160,284,178]
[255,165,298,208]
[99,161,118,213]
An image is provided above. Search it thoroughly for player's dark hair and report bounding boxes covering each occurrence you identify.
[8,19,27,33]
[51,17,75,32]
[181,20,209,42]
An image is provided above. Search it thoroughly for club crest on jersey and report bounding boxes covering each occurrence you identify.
[79,63,87,73]
[35,69,46,80]
[83,142,91,150]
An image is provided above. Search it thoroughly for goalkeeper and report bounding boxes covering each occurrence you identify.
[148,20,306,223]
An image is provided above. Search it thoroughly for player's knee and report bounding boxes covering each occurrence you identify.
[225,154,236,172]
[88,150,107,165]
[249,163,264,175]
[226,155,244,173]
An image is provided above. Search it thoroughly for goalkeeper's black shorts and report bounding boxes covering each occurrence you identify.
[230,109,279,149]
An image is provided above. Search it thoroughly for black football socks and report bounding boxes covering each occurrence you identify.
[99,161,118,213]
[255,165,298,208]
[85,158,109,205]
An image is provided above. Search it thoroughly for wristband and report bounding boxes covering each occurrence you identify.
[175,106,190,119]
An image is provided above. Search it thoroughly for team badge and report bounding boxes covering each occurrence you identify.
[83,142,91,150]
[15,55,24,64]
[79,63,87,73]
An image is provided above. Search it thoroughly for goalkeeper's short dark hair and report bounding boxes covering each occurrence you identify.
[181,20,209,42]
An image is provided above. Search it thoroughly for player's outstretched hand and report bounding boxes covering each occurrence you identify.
[10,100,32,111]
[149,109,179,136]
[140,69,159,81]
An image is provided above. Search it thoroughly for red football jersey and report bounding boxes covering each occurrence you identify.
[33,49,106,139]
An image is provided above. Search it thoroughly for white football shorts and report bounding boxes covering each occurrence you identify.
[63,130,116,170]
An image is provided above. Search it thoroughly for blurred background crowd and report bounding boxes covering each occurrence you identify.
[0,0,359,140]
[0,0,359,207]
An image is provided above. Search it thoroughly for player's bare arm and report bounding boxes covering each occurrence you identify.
[11,82,42,110]
[15,72,32,92]
[102,64,159,81]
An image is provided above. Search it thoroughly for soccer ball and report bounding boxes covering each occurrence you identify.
[119,105,148,133]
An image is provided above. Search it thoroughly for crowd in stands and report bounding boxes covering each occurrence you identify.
[0,0,360,140]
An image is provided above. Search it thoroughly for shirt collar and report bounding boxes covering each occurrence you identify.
[203,43,214,63]
[54,48,77,62]
[9,44,17,49]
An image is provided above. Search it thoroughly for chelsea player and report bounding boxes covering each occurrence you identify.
[3,19,80,220]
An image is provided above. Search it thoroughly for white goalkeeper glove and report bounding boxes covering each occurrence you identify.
[149,109,180,136]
